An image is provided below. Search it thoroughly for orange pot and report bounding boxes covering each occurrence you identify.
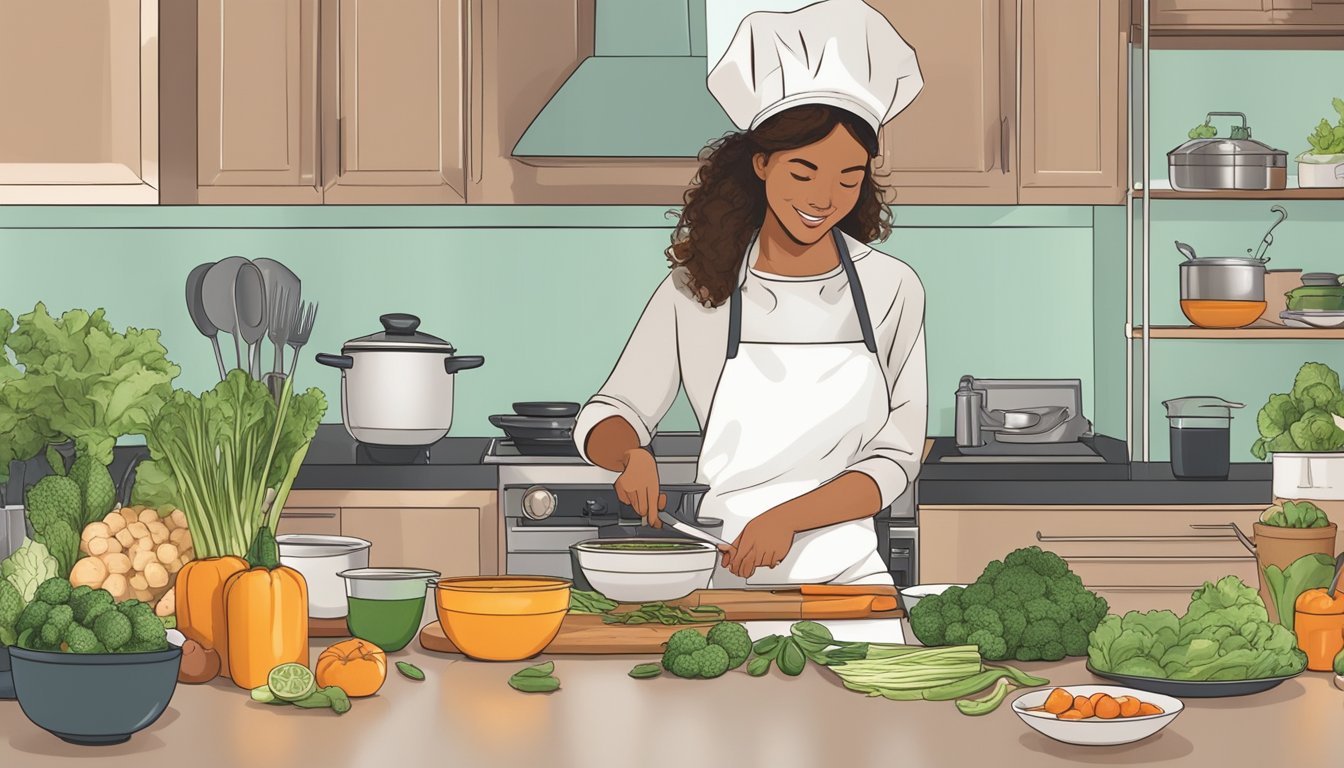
[1180,299,1267,329]
[1295,588,1344,671]
[433,576,570,661]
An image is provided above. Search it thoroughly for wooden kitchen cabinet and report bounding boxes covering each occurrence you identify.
[1131,0,1344,30]
[1018,0,1127,204]
[0,0,158,203]
[918,504,1309,614]
[282,490,502,577]
[196,0,320,204]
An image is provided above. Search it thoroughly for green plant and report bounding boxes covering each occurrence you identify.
[1252,362,1344,459]
[1306,98,1344,155]
[1263,553,1337,631]
[0,304,180,485]
[1189,118,1218,140]
[1,538,59,603]
[661,628,735,679]
[1087,575,1306,681]
[1260,500,1330,529]
[908,546,1108,662]
[131,371,326,558]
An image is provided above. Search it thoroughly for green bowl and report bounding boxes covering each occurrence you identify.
[1285,287,1344,312]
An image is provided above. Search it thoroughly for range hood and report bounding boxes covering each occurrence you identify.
[514,0,777,158]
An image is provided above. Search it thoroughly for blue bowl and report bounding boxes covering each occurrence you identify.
[10,644,182,745]
[0,645,14,699]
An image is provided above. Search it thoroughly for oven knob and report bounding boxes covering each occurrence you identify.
[583,499,607,516]
[522,486,557,520]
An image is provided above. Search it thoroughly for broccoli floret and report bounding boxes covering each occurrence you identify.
[1060,621,1090,657]
[961,583,995,607]
[73,589,114,626]
[129,612,168,647]
[963,605,1004,637]
[908,599,946,646]
[689,644,731,679]
[1027,550,1070,579]
[999,607,1027,649]
[40,603,74,646]
[939,586,966,607]
[0,578,22,629]
[940,602,964,626]
[662,628,708,673]
[1023,598,1054,622]
[967,629,1009,661]
[70,584,92,602]
[706,622,751,669]
[980,560,1006,583]
[64,623,99,654]
[93,609,132,650]
[33,577,72,606]
[1015,645,1042,662]
[1037,640,1066,662]
[15,600,51,635]
[1022,619,1062,650]
[992,566,1047,601]
[945,622,969,645]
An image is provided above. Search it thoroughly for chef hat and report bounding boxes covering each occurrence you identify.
[707,0,923,135]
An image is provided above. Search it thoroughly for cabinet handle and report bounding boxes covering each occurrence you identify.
[1036,530,1237,543]
[283,511,338,519]
[1001,116,1009,173]
[1091,585,1211,592]
[1062,555,1254,563]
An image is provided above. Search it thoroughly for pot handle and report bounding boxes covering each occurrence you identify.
[315,353,354,370]
[444,355,484,374]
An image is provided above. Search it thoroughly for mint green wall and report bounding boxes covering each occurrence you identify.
[0,206,1096,440]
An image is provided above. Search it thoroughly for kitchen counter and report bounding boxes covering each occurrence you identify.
[291,424,497,490]
[2,642,1337,767]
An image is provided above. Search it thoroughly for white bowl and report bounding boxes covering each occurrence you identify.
[1012,685,1184,747]
[572,538,717,603]
[277,534,372,618]
[899,583,967,612]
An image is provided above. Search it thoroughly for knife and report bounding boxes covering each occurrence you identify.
[657,510,733,550]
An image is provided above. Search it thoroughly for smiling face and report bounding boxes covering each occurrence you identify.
[752,123,871,245]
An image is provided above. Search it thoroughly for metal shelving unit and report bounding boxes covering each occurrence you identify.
[1126,2,1344,462]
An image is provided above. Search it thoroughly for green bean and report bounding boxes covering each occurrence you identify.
[920,669,1011,701]
[628,663,662,679]
[509,675,561,693]
[956,679,1014,717]
[395,662,425,681]
[985,663,1049,689]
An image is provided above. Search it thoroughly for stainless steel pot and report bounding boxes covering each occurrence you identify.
[1180,257,1266,302]
[1168,112,1287,191]
[316,313,484,446]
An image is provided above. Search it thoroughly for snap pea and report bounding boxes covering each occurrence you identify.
[601,603,725,625]
[777,638,808,677]
[985,663,1049,689]
[396,661,426,681]
[920,669,1011,701]
[569,590,618,614]
[512,661,555,678]
[509,675,561,693]
[628,663,663,679]
[955,679,1014,717]
[322,686,352,715]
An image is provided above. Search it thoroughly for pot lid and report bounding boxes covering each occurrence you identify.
[1162,396,1244,419]
[1181,256,1267,267]
[343,313,456,352]
[1168,139,1288,166]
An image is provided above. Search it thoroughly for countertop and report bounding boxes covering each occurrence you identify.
[2,642,1336,767]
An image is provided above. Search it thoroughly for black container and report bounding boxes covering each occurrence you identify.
[1163,396,1244,480]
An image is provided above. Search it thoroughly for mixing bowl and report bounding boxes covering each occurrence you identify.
[341,567,441,652]
[433,576,571,661]
[571,538,717,602]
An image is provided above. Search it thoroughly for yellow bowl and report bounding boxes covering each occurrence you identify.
[433,576,571,661]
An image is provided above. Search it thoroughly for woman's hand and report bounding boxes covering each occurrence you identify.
[614,447,666,527]
[724,510,798,579]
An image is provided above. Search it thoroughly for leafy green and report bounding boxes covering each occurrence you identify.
[1088,575,1307,681]
[1263,553,1336,631]
[130,371,326,558]
[1252,362,1344,458]
[24,475,82,577]
[1,538,59,603]
[1306,98,1344,155]
[1189,119,1218,140]
[0,304,180,484]
[1260,500,1330,529]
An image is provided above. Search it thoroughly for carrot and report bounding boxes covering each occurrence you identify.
[1043,688,1073,715]
[1094,695,1121,720]
[1072,695,1095,719]
[1116,696,1142,717]
[1137,702,1165,716]
[1058,709,1086,720]
[1089,692,1107,707]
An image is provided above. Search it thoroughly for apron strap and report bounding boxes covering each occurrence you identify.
[727,228,879,360]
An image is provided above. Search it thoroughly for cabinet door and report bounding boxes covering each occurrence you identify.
[871,0,1017,204]
[197,0,320,203]
[1018,0,1126,204]
[0,0,157,203]
[1135,0,1274,26]
[322,0,466,204]
[342,507,483,578]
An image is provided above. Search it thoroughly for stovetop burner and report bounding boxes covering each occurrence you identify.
[483,433,703,465]
[353,444,431,465]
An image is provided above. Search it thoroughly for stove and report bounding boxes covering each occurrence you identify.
[491,431,920,588]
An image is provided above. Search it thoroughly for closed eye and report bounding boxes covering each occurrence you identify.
[790,173,813,182]
[840,182,859,189]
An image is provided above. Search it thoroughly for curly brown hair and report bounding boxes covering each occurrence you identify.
[667,105,894,307]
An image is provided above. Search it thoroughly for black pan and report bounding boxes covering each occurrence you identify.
[513,401,581,418]
[1086,663,1303,698]
[490,413,574,440]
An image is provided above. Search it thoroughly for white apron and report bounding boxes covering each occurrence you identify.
[696,229,894,587]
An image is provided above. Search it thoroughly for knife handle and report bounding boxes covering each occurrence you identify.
[799,584,899,598]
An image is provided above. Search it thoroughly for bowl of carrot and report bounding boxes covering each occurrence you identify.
[1012,685,1183,746]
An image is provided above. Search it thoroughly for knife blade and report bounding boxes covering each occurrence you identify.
[657,510,732,549]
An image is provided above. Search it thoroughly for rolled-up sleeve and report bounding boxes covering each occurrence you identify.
[846,273,927,510]
[574,274,683,464]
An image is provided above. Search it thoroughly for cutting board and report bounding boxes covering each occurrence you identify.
[309,617,352,638]
[418,588,903,656]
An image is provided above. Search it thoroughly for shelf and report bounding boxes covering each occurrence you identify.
[1133,185,1344,200]
[1130,325,1344,339]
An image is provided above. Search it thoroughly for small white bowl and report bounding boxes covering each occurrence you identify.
[572,538,717,603]
[899,583,966,612]
[1012,685,1184,747]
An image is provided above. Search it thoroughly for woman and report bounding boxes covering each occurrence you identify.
[573,0,926,587]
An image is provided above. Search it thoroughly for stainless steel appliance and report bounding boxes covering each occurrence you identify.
[1168,112,1287,191]
[489,432,920,588]
[950,377,1100,462]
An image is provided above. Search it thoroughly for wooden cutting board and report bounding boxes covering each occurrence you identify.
[309,617,352,638]
[418,588,903,656]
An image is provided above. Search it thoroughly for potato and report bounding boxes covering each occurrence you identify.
[70,556,109,587]
[105,537,123,555]
[132,549,155,573]
[103,552,132,574]
[129,573,149,591]
[134,588,153,603]
[104,513,127,533]
[148,522,170,545]
[115,528,134,548]
[156,542,180,564]
[178,639,221,684]
[169,509,188,530]
[87,537,109,557]
[169,528,188,547]
[132,537,153,554]
[120,507,139,524]
[178,555,192,569]
[102,573,129,599]
[138,509,159,525]
[82,522,110,543]
[126,521,149,540]
[155,587,175,617]
[144,562,169,589]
